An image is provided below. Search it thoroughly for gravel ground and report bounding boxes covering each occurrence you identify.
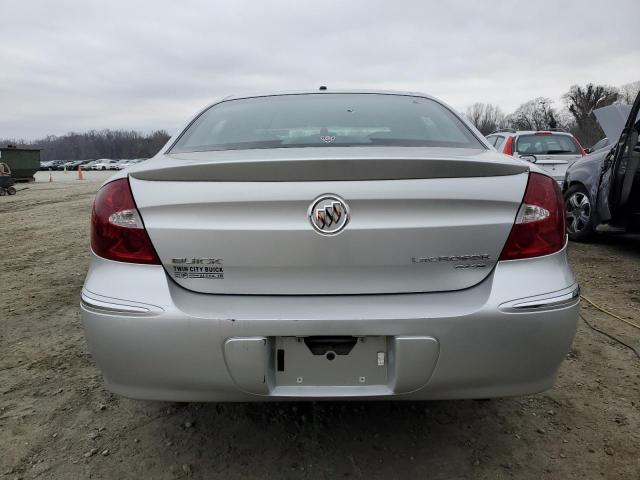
[1,171,639,479]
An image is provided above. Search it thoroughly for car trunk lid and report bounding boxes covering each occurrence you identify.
[129,148,528,295]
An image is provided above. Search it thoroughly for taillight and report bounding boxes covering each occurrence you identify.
[499,173,566,261]
[574,138,586,156]
[503,136,514,155]
[91,178,160,264]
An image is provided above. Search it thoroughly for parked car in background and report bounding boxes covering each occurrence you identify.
[40,160,57,170]
[43,160,65,170]
[67,160,92,171]
[55,161,75,171]
[90,159,108,170]
[81,90,578,403]
[79,160,94,168]
[563,95,640,241]
[112,159,148,170]
[49,160,95,171]
[487,130,585,183]
[81,160,100,170]
[92,159,120,170]
[113,159,135,170]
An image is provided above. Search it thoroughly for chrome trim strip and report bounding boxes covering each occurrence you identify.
[80,290,164,315]
[512,290,579,310]
[499,284,580,313]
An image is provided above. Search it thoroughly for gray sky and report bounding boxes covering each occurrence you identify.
[1,0,638,139]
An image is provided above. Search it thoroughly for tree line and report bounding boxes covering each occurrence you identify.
[1,129,171,161]
[465,81,640,148]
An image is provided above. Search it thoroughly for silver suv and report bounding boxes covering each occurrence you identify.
[487,130,585,183]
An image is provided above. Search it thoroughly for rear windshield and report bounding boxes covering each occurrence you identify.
[516,134,579,155]
[170,94,484,153]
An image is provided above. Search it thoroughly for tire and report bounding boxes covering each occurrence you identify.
[564,184,595,242]
[7,186,16,195]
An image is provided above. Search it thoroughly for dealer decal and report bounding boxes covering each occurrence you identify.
[170,257,224,279]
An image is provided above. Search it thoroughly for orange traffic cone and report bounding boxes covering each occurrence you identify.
[77,165,84,180]
[49,172,53,182]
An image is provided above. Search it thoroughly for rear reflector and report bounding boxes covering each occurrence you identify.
[91,178,160,264]
[499,173,566,261]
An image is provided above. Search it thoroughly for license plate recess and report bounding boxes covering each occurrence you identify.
[274,336,387,387]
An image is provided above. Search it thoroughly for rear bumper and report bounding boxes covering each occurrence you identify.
[80,247,579,401]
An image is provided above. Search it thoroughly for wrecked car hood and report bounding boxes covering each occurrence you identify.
[593,104,639,144]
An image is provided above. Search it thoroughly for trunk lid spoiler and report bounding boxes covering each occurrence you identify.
[130,147,528,182]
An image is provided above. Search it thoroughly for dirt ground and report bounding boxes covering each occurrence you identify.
[1,171,639,479]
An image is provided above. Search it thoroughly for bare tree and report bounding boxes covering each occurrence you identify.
[465,103,506,135]
[507,97,560,131]
[617,81,640,104]
[562,83,619,146]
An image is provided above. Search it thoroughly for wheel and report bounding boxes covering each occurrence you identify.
[7,186,16,195]
[564,184,595,241]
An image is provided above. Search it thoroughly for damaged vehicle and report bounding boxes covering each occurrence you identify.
[80,90,579,402]
[563,92,640,241]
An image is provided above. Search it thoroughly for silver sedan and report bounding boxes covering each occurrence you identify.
[81,90,579,401]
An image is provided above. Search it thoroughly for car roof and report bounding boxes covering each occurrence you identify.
[199,90,450,117]
[221,89,438,102]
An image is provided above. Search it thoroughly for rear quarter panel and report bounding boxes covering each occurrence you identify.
[564,149,608,208]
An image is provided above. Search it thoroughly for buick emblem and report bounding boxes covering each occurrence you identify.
[308,195,350,235]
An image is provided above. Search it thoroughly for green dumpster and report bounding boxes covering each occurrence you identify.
[0,146,41,181]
